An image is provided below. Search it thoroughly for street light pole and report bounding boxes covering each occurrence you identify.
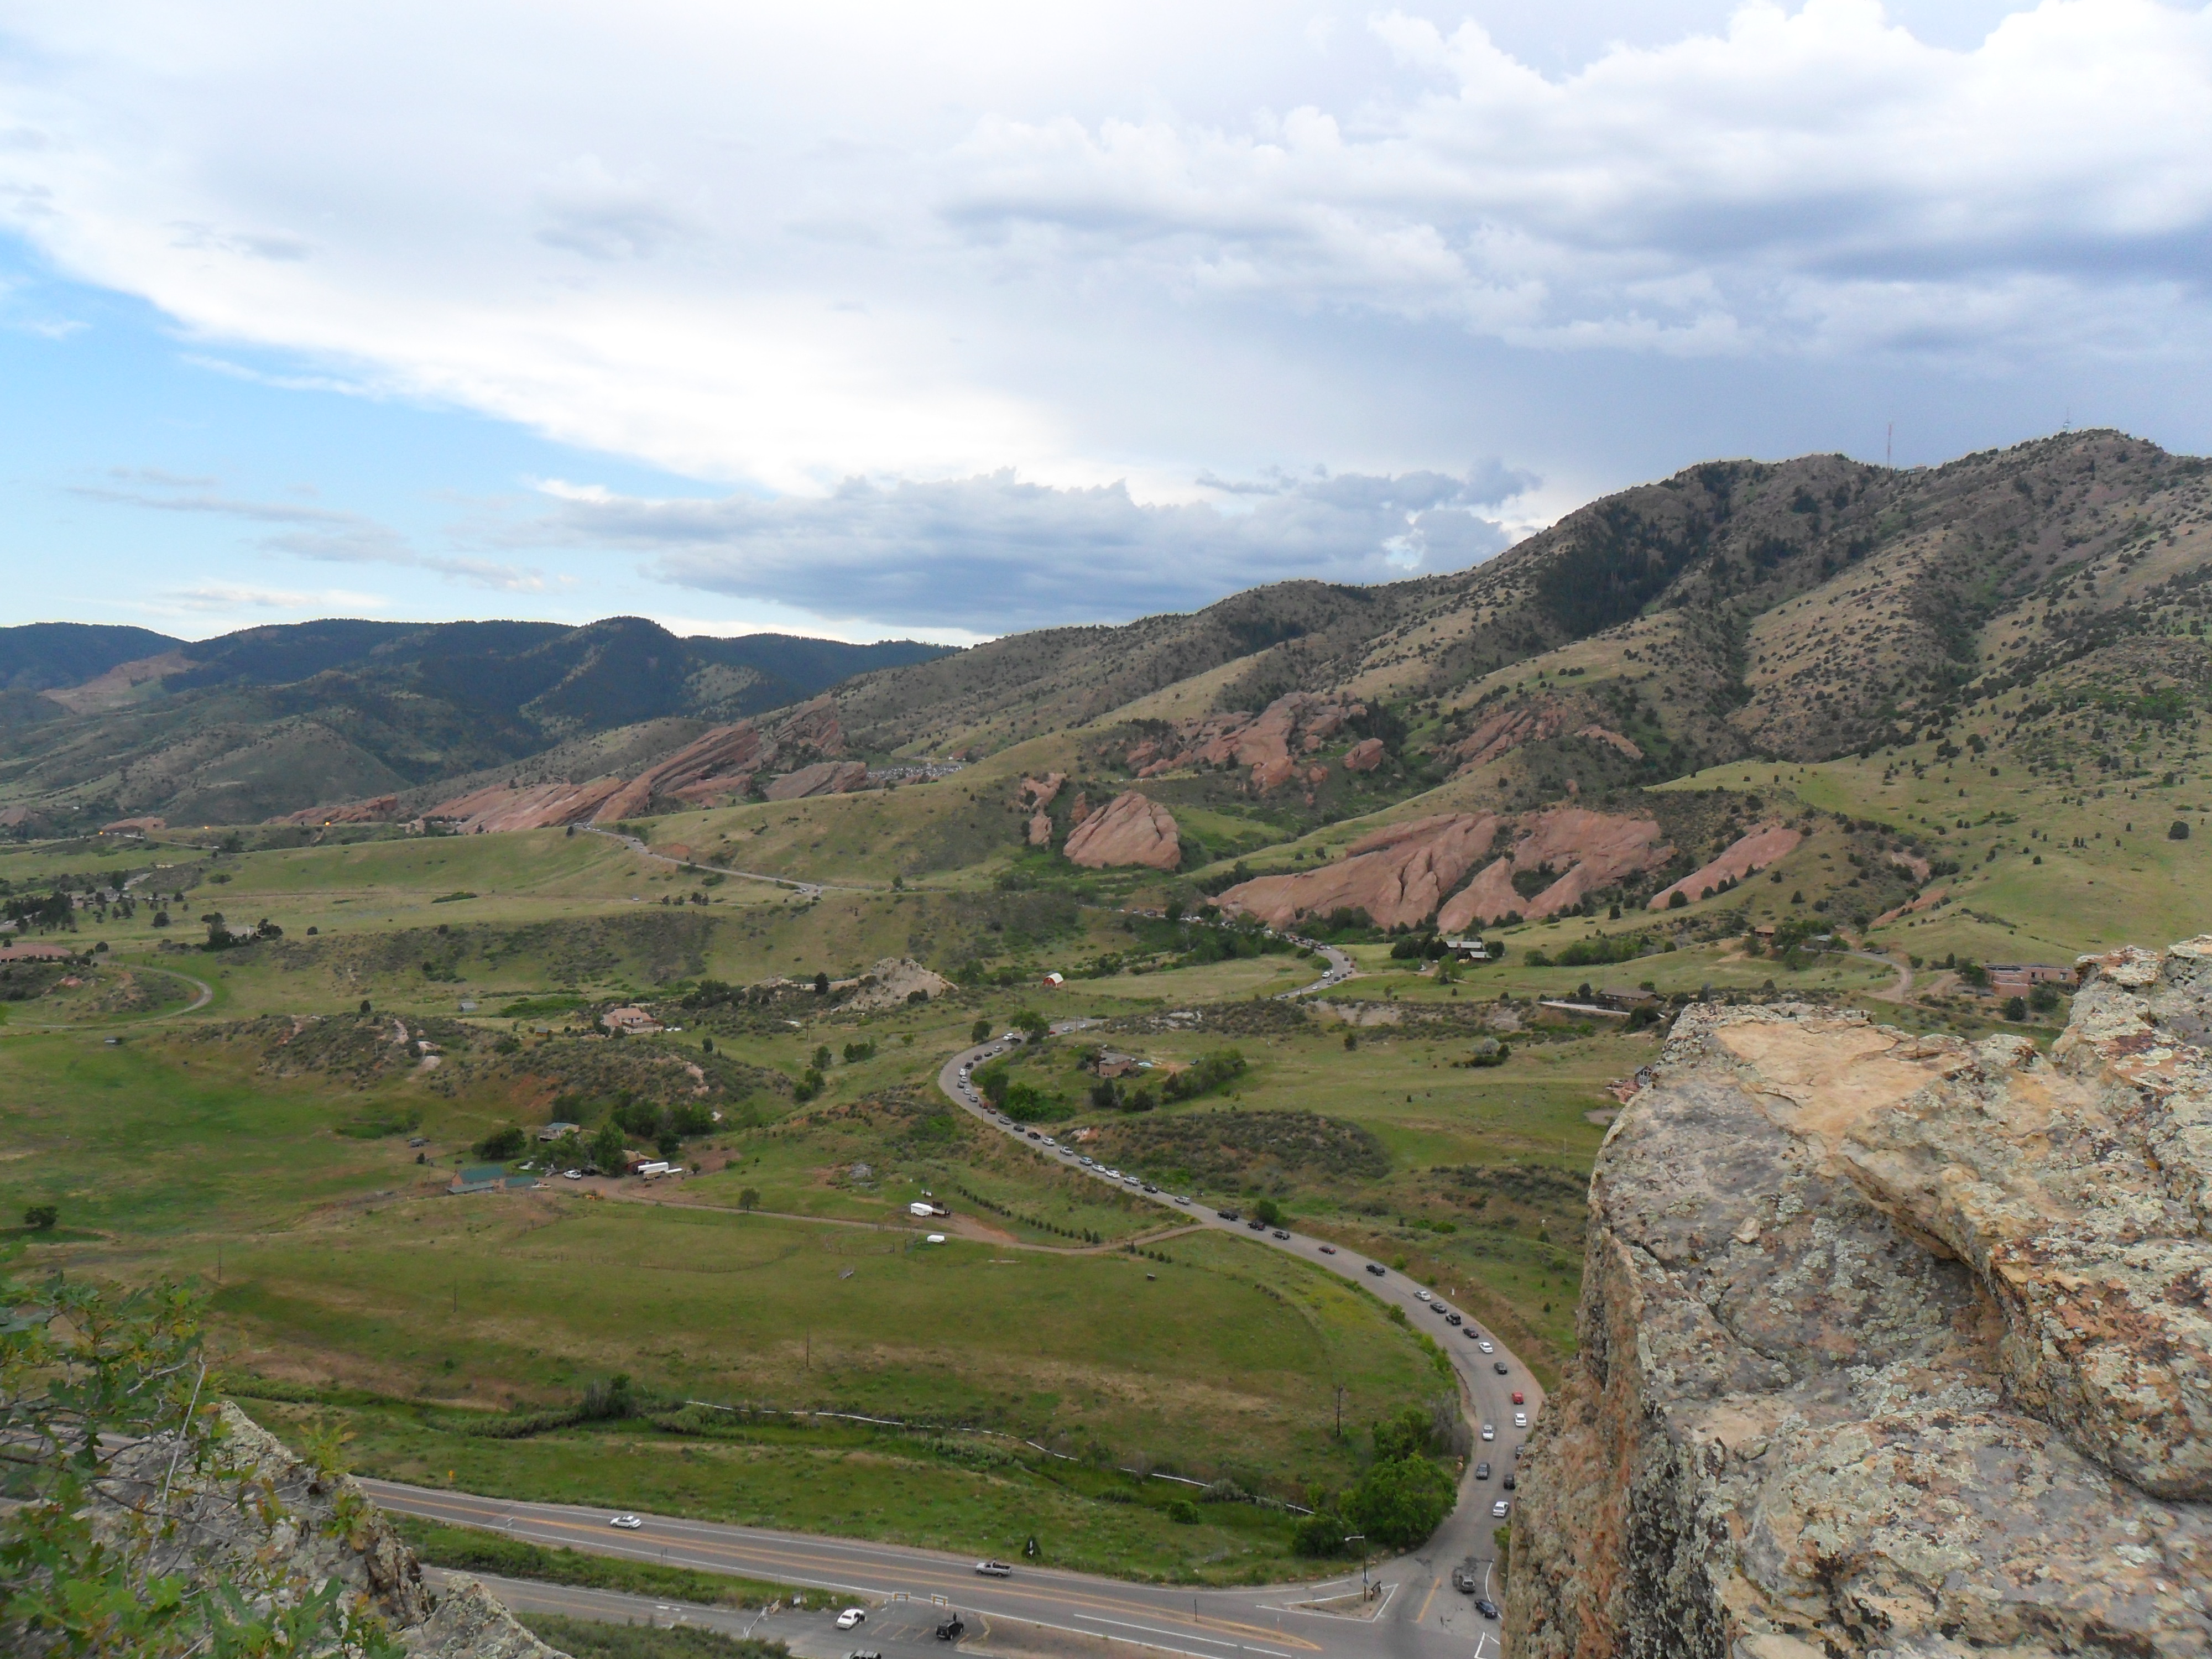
[1343,1534,1368,1600]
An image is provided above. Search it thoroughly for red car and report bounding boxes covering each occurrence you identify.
[1511,1391,1524,1405]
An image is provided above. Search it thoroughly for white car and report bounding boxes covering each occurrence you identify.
[1416,1290,1432,1302]
[1080,1156,1095,1166]
[925,1233,947,1244]
[1491,1500,1511,1518]
[563,1169,582,1180]
[1174,1194,1190,1205]
[609,1514,643,1530]
[1478,1339,1495,1354]
[1514,1411,1528,1428]
[836,1609,867,1630]
[1480,1423,1495,1441]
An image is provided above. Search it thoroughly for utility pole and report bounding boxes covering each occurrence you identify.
[1335,1384,1344,1441]
[1344,1534,1369,1600]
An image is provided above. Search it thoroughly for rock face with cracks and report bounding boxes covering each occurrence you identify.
[1062,790,1181,869]
[1216,813,1498,931]
[1508,942,2212,1658]
[71,1403,563,1658]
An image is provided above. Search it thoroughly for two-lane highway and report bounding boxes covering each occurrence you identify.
[936,1033,1540,1653]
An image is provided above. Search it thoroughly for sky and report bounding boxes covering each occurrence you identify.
[1,0,2208,646]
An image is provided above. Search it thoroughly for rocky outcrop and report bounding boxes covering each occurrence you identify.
[1646,823,1802,910]
[274,796,398,826]
[1436,807,1670,931]
[1216,813,1498,931]
[1027,811,1053,847]
[427,777,630,833]
[1018,773,1066,810]
[1124,693,1367,792]
[1343,738,1385,772]
[763,759,869,800]
[1509,943,2212,1659]
[1446,698,1575,771]
[1062,791,1181,870]
[839,956,957,1010]
[82,1404,561,1658]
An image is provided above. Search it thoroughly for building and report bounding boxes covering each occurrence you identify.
[601,1005,662,1034]
[1986,963,2072,992]
[536,1121,580,1142]
[1443,938,1495,961]
[448,1164,538,1195]
[1040,971,1065,987]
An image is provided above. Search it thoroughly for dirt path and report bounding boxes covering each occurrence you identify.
[1847,949,1912,1001]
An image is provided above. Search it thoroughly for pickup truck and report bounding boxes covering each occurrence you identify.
[974,1559,1013,1577]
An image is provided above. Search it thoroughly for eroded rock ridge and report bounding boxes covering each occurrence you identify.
[1509,940,2212,1658]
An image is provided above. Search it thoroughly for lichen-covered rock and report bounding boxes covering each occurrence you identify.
[1508,947,2212,1659]
[91,1404,564,1659]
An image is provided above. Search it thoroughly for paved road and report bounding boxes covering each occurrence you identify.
[376,1484,1503,1659]
[935,1036,1540,1655]
[1276,937,1355,998]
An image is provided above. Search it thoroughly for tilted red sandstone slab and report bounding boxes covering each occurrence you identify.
[1062,790,1181,870]
[1507,950,2212,1658]
[1646,823,1802,910]
[1436,807,1669,931]
[763,759,869,800]
[1215,813,1499,930]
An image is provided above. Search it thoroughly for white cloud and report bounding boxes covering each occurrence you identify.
[74,474,546,591]
[0,1,2206,637]
[514,464,1529,631]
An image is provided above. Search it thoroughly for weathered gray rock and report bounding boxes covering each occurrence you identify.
[1508,944,2212,1659]
[92,1403,564,1658]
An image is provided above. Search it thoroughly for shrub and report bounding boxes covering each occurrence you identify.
[1166,1498,1202,1526]
[972,1018,993,1043]
[2171,821,2192,841]
[2004,995,2028,1022]
[1164,1048,1246,1102]
[1291,1510,1348,1554]
[1347,1455,1455,1549]
[23,1203,57,1230]
[473,1124,526,1161]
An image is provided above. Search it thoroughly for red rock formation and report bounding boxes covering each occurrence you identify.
[430,778,632,833]
[1062,791,1181,870]
[1343,738,1384,772]
[100,815,169,833]
[1018,773,1066,810]
[1437,808,1671,931]
[595,722,778,820]
[774,694,845,758]
[1446,699,1574,772]
[763,760,870,801]
[1068,792,1093,825]
[1646,823,1803,910]
[1575,724,1644,760]
[272,796,397,826]
[1027,811,1053,847]
[1217,814,1500,931]
[1121,693,1368,792]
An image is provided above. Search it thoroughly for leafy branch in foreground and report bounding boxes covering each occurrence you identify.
[0,1272,402,1658]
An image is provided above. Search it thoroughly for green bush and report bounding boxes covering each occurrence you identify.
[472,1124,526,1161]
[1348,1455,1456,1549]
[1291,1510,1349,1554]
[1166,1498,1202,1525]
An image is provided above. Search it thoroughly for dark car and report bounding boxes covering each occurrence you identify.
[1447,1312,1463,1326]
[1365,1263,1386,1277]
[1451,1564,1479,1593]
[1494,1360,1509,1374]
[1218,1209,1240,1222]
[1246,1218,1266,1230]
[935,1619,965,1642]
[1503,1473,1517,1490]
[1475,1598,1500,1620]
[1473,1461,1491,1480]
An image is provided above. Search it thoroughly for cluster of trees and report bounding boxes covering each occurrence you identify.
[1522,931,1656,969]
[1293,1401,1465,1555]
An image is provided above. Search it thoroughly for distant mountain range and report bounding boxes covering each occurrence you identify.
[828,430,2212,795]
[4,429,2205,834]
[0,617,950,827]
